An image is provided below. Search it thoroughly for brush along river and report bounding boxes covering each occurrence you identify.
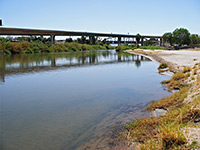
[0,50,171,150]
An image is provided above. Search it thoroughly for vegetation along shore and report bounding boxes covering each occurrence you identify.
[122,48,200,149]
[0,36,114,55]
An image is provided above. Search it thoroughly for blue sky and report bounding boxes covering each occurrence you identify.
[0,0,200,36]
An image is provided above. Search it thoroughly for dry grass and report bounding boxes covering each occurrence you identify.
[193,68,198,75]
[147,87,188,111]
[182,67,191,73]
[124,96,200,150]
[161,69,192,91]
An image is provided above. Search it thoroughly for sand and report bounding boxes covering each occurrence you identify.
[125,49,200,68]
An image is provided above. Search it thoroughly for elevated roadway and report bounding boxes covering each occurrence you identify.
[0,27,162,45]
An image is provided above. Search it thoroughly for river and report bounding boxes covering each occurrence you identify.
[0,50,171,150]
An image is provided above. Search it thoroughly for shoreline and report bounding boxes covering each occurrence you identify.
[77,49,200,149]
[123,49,200,149]
[79,49,200,149]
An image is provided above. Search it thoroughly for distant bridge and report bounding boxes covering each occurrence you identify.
[0,27,162,45]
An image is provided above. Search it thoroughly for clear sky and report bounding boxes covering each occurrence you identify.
[0,0,200,36]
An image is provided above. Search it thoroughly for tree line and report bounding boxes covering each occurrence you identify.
[162,28,200,47]
[0,36,113,55]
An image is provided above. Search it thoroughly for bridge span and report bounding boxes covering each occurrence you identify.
[0,27,162,45]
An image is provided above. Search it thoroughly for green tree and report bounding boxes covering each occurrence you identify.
[162,32,173,46]
[65,38,73,43]
[144,39,154,46]
[173,28,190,46]
[136,33,141,47]
[81,36,86,44]
[190,34,200,45]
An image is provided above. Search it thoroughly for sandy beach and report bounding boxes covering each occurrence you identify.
[125,49,200,70]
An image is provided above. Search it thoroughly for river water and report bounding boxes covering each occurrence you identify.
[0,50,171,150]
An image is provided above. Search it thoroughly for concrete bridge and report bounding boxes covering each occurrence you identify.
[0,27,162,45]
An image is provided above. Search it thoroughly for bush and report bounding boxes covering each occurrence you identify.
[81,44,88,51]
[158,63,168,69]
[0,39,113,55]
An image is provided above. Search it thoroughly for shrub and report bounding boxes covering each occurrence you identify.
[158,63,168,69]
[172,72,185,81]
[81,44,88,51]
[182,67,191,73]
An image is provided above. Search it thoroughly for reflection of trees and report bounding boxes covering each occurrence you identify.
[51,58,56,67]
[135,55,141,68]
[118,53,122,62]
[0,55,5,82]
[102,51,110,58]
[0,50,152,82]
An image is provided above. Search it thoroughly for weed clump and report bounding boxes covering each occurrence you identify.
[158,63,168,69]
[147,87,188,111]
[182,67,191,73]
[162,71,191,91]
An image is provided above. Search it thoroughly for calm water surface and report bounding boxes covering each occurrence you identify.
[0,50,171,150]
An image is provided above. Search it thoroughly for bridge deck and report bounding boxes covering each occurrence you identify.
[0,27,162,38]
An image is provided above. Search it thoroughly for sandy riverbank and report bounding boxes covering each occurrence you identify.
[125,48,200,73]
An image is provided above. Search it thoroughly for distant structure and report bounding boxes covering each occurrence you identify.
[0,19,2,26]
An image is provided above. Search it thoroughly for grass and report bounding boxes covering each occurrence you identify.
[139,46,166,50]
[116,45,166,51]
[124,64,200,149]
[182,66,191,73]
[116,44,137,51]
[124,95,200,149]
[161,68,192,91]
[147,87,188,111]
[193,68,198,75]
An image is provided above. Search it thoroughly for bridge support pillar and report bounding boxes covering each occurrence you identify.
[89,36,96,45]
[159,38,163,47]
[118,37,121,46]
[51,35,55,44]
[89,36,93,45]
[141,38,144,46]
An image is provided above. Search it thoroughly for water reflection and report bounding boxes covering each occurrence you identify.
[0,50,150,82]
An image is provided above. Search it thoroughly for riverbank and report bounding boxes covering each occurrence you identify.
[123,49,200,149]
[125,48,200,72]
